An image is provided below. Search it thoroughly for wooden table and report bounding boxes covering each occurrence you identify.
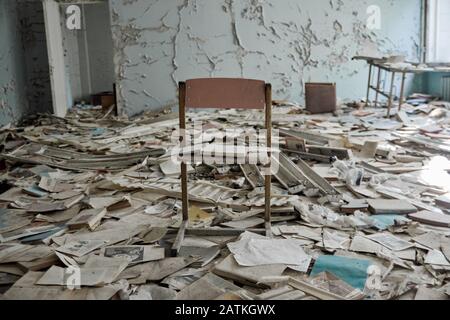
[353,56,441,117]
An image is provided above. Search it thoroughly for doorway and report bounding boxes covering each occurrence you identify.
[43,0,115,116]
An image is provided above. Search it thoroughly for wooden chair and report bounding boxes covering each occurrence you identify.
[172,78,273,255]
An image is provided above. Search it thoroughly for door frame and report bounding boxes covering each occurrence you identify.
[42,0,69,117]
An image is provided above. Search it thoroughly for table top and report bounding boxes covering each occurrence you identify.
[352,56,450,74]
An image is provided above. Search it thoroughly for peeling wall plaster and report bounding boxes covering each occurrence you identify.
[18,0,53,115]
[109,0,422,116]
[0,0,426,122]
[84,2,115,95]
[0,0,31,125]
[0,0,52,125]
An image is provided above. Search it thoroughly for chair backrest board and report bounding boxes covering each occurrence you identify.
[185,78,266,110]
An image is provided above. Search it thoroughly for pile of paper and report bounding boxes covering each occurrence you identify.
[0,102,449,300]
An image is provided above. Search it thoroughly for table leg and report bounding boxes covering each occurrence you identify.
[365,64,373,107]
[387,71,396,118]
[398,72,406,111]
[374,67,381,108]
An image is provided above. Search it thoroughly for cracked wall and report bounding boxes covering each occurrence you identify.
[0,0,30,125]
[84,2,115,96]
[0,0,52,126]
[109,0,422,116]
[18,0,53,115]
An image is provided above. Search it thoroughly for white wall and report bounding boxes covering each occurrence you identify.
[0,0,29,124]
[85,1,115,94]
[0,0,52,125]
[61,1,115,104]
[109,0,422,116]
[427,0,450,62]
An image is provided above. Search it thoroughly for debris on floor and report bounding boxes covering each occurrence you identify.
[0,101,450,300]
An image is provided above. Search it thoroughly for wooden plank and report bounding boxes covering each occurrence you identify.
[185,78,265,110]
[179,82,189,224]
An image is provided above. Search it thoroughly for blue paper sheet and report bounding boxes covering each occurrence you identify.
[371,215,410,230]
[311,255,371,290]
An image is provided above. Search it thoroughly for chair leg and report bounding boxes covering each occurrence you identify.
[265,175,272,237]
[264,84,272,237]
[374,67,381,107]
[265,221,273,237]
[387,72,396,118]
[365,64,373,107]
[398,72,406,111]
[171,220,188,256]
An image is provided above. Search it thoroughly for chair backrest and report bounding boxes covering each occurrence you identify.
[184,78,266,110]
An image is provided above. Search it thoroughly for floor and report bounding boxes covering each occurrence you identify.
[0,100,450,300]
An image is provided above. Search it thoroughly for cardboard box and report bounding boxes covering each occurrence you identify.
[91,92,115,108]
[305,83,336,114]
